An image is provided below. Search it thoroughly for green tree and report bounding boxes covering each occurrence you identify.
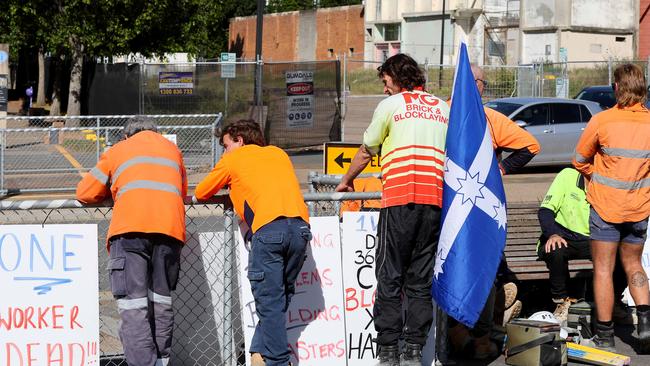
[317,0,362,7]
[267,0,315,13]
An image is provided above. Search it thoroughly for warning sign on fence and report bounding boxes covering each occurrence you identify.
[286,71,315,129]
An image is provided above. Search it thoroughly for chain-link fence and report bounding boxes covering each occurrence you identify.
[0,192,389,365]
[0,114,222,194]
[88,61,342,150]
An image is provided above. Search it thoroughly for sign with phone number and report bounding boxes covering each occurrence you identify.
[159,72,194,95]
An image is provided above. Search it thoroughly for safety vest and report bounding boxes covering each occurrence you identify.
[76,131,187,247]
[574,103,650,223]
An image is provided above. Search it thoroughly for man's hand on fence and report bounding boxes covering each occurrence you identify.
[545,234,568,253]
[335,180,354,193]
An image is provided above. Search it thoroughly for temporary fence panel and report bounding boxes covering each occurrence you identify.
[262,61,342,149]
[0,114,222,193]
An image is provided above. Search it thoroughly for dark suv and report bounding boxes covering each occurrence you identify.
[575,85,650,109]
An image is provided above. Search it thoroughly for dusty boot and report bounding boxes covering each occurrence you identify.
[473,334,499,359]
[376,344,399,366]
[502,300,523,326]
[494,282,518,325]
[251,352,266,366]
[637,308,650,353]
[582,321,616,353]
[552,297,576,326]
[400,343,422,366]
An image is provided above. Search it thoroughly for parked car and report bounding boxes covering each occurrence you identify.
[575,85,650,109]
[484,97,603,167]
[575,85,616,109]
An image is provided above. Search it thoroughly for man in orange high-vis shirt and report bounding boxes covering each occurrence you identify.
[573,63,650,353]
[195,120,310,366]
[336,54,449,366]
[76,116,187,366]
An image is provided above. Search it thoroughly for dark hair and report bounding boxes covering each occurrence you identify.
[123,116,157,137]
[376,53,426,91]
[218,119,266,146]
[614,63,647,107]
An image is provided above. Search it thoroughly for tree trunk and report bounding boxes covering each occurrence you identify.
[65,37,83,123]
[36,49,46,106]
[49,55,64,116]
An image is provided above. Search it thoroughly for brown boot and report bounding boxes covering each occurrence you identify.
[449,324,472,354]
[473,334,499,359]
[251,352,266,366]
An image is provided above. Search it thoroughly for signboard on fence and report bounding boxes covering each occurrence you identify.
[341,212,437,365]
[221,52,236,79]
[0,224,99,365]
[324,142,381,175]
[286,70,315,129]
[159,72,194,95]
[238,216,346,365]
[0,75,7,112]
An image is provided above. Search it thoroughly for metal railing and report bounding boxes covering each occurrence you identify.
[0,114,222,194]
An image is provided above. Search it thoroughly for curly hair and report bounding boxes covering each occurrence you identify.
[376,54,426,91]
[218,119,266,147]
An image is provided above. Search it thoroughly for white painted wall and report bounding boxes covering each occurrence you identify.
[571,0,635,29]
[560,32,634,61]
[522,0,555,27]
[521,32,557,63]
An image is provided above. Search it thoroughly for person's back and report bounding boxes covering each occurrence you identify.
[196,143,307,232]
[77,129,187,243]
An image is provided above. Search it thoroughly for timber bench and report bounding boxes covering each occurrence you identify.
[506,202,593,281]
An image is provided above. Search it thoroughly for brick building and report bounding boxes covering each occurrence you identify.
[641,0,650,60]
[228,5,365,62]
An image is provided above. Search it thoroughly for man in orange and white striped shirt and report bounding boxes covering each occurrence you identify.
[336,53,449,365]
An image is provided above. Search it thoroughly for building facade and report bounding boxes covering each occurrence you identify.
[520,0,637,64]
[640,0,650,60]
[228,5,365,62]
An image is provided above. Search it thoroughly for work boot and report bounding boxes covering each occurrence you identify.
[582,322,616,353]
[612,301,634,325]
[400,343,422,366]
[251,352,266,366]
[637,308,650,354]
[502,300,523,326]
[376,344,399,366]
[552,297,576,326]
[473,334,499,359]
[448,324,472,354]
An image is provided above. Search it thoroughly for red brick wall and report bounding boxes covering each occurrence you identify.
[315,6,365,60]
[229,5,364,62]
[641,0,650,59]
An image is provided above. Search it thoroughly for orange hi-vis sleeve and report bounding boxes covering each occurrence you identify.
[195,144,309,233]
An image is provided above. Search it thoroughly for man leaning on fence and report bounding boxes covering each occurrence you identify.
[336,53,449,366]
[194,119,311,366]
[76,116,188,366]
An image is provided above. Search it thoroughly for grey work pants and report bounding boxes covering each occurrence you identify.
[108,233,182,366]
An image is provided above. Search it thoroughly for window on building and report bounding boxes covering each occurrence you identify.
[590,44,602,53]
[615,37,626,42]
[545,45,551,56]
[349,48,354,56]
[383,24,400,42]
[328,48,334,57]
[487,39,506,57]
[376,0,381,20]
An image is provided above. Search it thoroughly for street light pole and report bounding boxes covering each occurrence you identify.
[438,0,446,88]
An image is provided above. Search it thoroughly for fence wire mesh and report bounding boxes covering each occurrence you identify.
[0,202,243,366]
[0,114,221,193]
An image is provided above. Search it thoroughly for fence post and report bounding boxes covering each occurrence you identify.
[96,117,101,163]
[223,206,235,365]
[0,129,4,192]
[608,56,613,85]
[342,52,347,123]
[211,113,223,167]
[307,171,316,217]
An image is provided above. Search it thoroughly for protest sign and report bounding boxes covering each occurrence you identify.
[238,216,346,365]
[0,224,99,366]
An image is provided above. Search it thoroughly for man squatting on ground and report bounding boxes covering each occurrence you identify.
[195,119,312,366]
[336,53,449,366]
[77,116,187,366]
[573,63,650,353]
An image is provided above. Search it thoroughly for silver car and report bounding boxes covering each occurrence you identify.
[484,97,603,166]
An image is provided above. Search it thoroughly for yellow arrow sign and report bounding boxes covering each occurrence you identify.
[324,142,381,175]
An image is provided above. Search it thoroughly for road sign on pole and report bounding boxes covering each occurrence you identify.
[324,142,381,175]
[221,52,236,79]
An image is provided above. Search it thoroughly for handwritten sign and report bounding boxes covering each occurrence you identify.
[238,217,346,365]
[0,224,99,366]
[341,212,437,365]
